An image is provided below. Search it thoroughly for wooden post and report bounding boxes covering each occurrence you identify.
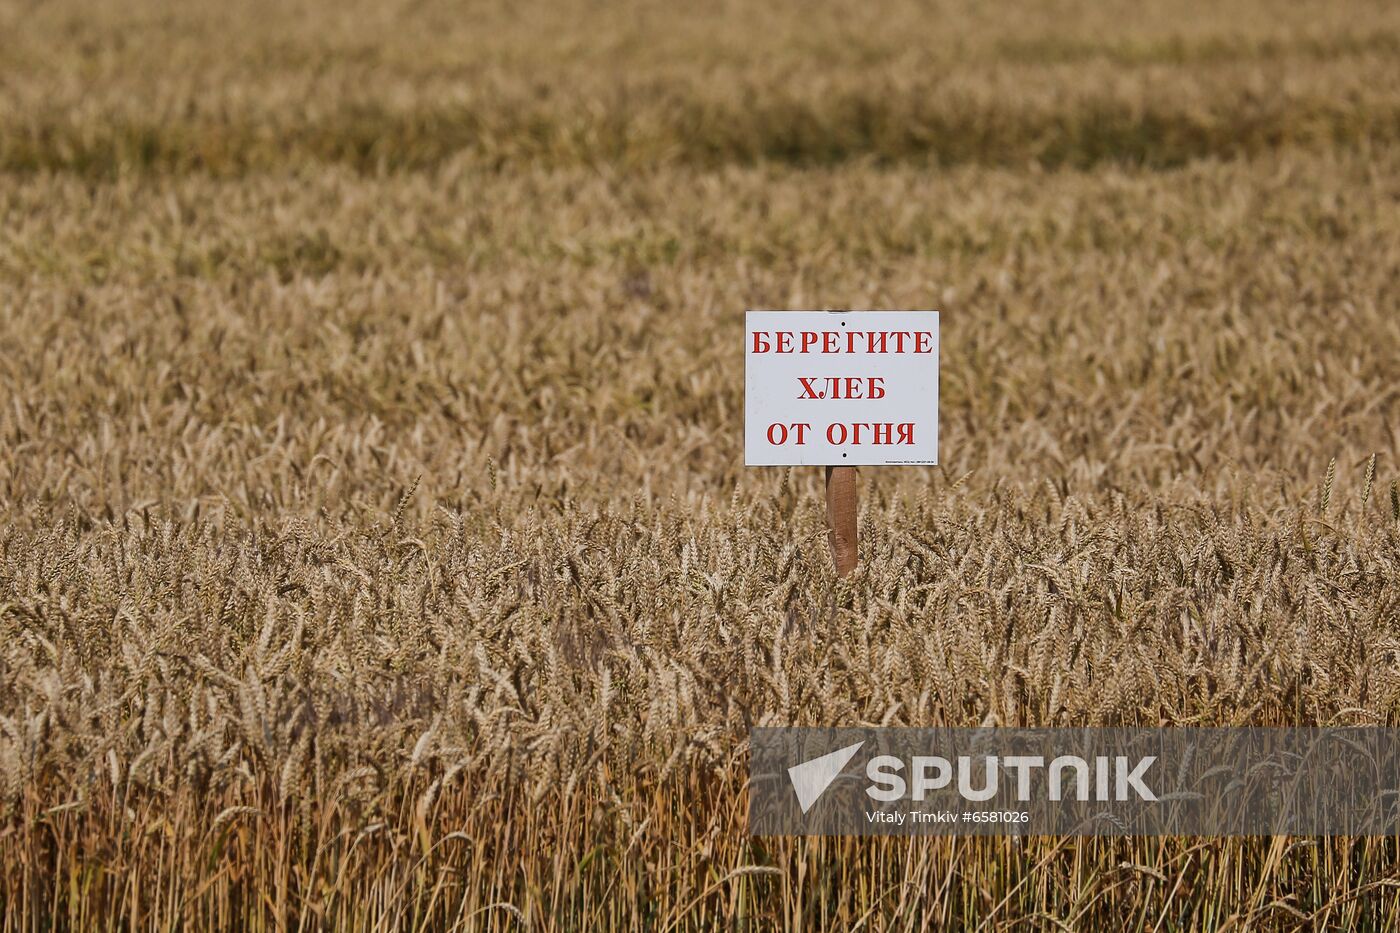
[825,465,858,576]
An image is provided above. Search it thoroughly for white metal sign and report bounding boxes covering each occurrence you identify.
[745,310,939,466]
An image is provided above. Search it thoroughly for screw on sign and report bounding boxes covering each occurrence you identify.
[745,310,940,576]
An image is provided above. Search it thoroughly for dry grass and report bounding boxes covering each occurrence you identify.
[3,0,1400,928]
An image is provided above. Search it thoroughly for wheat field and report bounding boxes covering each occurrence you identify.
[3,0,1400,928]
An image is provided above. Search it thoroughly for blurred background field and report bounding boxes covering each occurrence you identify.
[2,0,1400,929]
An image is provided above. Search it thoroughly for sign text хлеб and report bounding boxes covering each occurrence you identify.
[745,311,939,466]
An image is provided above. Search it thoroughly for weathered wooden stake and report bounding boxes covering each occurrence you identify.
[825,465,858,576]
